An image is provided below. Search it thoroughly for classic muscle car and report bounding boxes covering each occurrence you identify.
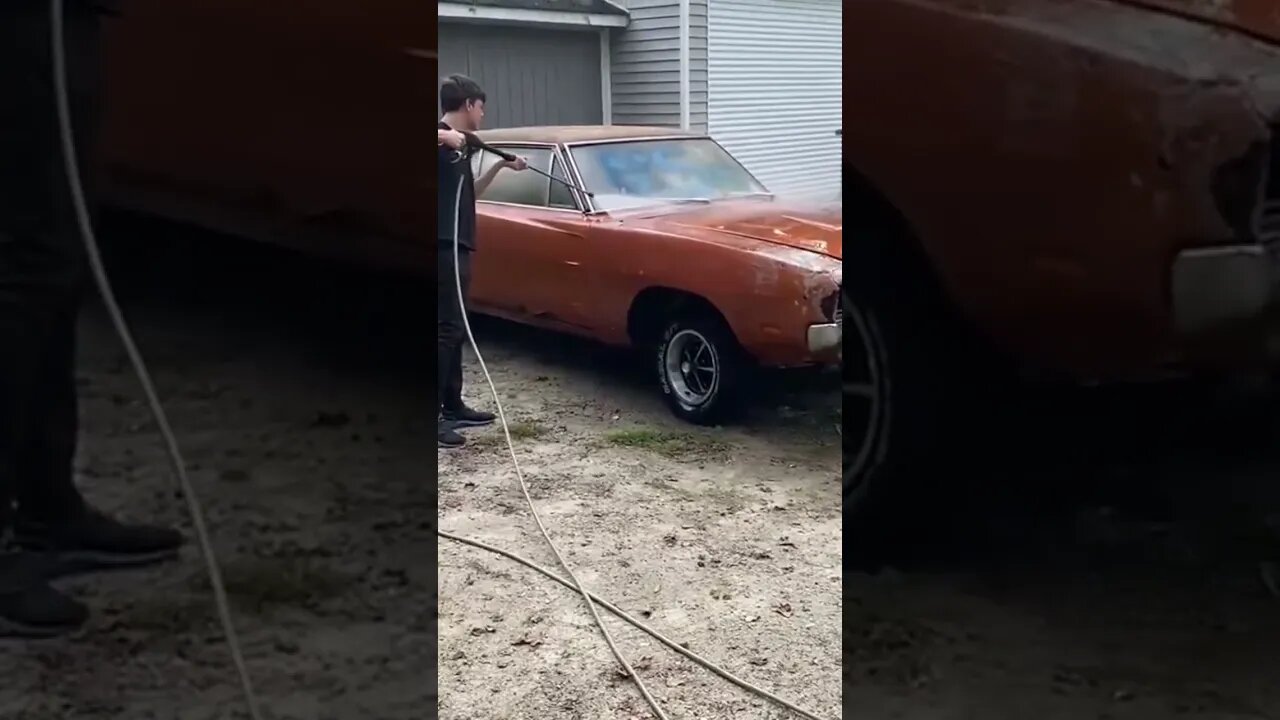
[98,7,838,424]
[98,2,431,274]
[843,0,1280,522]
[465,126,842,423]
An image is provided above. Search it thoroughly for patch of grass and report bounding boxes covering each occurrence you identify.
[604,428,730,460]
[191,558,353,615]
[122,593,215,633]
[470,419,546,448]
[507,420,546,440]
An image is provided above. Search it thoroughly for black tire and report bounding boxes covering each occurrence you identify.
[655,312,747,425]
[843,227,961,564]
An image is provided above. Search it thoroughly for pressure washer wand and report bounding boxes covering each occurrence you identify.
[461,131,595,198]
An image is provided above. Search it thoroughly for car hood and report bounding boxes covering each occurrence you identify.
[614,200,843,260]
[1114,0,1280,45]
[985,0,1280,122]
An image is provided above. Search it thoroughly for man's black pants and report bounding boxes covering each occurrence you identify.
[0,3,104,529]
[437,243,473,416]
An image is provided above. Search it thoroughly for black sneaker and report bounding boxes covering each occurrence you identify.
[0,552,88,639]
[439,423,466,449]
[14,507,183,577]
[443,405,496,428]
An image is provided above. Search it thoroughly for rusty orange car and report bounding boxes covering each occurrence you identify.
[98,2,431,275]
[843,0,1280,522]
[465,126,843,423]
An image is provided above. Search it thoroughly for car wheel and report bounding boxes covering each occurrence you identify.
[841,284,894,509]
[655,313,745,425]
[843,231,957,556]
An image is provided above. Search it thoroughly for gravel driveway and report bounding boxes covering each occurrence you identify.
[435,321,843,720]
[847,382,1280,720]
[0,218,843,720]
[2,217,1274,720]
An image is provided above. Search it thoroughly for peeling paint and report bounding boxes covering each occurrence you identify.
[101,3,427,256]
[1116,0,1280,45]
[846,0,1280,377]
[465,174,842,368]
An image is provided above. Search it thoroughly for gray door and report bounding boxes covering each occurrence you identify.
[439,24,603,129]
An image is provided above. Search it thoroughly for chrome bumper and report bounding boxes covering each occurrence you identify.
[1170,244,1280,334]
[807,322,842,359]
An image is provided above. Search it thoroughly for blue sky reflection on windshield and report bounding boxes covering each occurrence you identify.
[571,138,766,211]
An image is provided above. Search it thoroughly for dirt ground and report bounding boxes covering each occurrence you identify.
[846,382,1280,720]
[2,218,1277,720]
[434,309,842,720]
[1,223,439,720]
[0,219,843,720]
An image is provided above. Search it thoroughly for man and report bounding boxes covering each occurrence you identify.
[437,74,526,449]
[0,0,183,638]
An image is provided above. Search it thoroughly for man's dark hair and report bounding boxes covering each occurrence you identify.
[440,74,486,113]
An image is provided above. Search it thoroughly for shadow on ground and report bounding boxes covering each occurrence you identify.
[100,211,430,382]
[859,380,1280,578]
[847,378,1280,718]
[100,211,836,443]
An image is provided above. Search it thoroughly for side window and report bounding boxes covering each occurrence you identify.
[469,149,488,178]
[478,147,554,207]
[548,156,576,210]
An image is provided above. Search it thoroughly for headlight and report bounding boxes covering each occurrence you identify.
[1213,138,1268,242]
[1259,124,1280,248]
[820,286,841,323]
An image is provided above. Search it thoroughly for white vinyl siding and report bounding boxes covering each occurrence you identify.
[610,0,708,131]
[708,0,842,199]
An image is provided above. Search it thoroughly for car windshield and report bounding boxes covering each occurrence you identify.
[569,138,767,211]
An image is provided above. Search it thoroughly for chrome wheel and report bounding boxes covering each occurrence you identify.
[664,329,720,407]
[842,286,890,504]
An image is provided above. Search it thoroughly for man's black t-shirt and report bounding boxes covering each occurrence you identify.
[438,121,477,251]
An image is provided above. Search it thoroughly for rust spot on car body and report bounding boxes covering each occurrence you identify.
[1118,0,1280,45]
[846,0,1280,376]
[99,1,431,272]
[465,128,842,368]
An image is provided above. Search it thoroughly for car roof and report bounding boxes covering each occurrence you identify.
[475,125,696,145]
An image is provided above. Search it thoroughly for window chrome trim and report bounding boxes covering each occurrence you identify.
[549,146,588,212]
[560,134,705,148]
[560,134,768,214]
[557,143,596,214]
[476,199,585,215]
[476,142,586,213]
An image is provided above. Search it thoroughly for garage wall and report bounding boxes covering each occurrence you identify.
[708,0,842,198]
[438,23,603,129]
[609,0,708,131]
[689,0,708,132]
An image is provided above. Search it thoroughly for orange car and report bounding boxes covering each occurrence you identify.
[99,14,838,424]
[98,2,431,275]
[464,126,842,423]
[843,0,1280,520]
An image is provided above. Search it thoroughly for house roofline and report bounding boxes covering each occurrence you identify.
[438,2,629,29]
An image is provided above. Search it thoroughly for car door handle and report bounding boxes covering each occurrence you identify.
[405,47,436,60]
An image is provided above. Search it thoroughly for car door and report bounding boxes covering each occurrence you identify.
[101,2,427,268]
[469,144,596,334]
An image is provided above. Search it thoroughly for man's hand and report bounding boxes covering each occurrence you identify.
[438,129,466,150]
[477,155,529,195]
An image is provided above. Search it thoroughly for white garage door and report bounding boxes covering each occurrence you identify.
[708,0,842,200]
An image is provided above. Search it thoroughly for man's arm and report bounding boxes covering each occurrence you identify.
[474,156,528,196]
[439,128,465,150]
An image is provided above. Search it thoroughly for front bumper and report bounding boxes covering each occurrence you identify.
[807,322,842,361]
[1171,244,1280,336]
